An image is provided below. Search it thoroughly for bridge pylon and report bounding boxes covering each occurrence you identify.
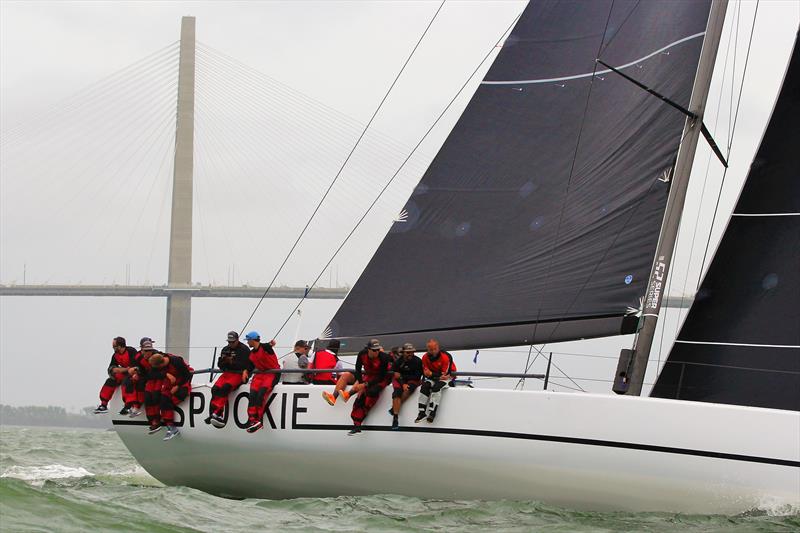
[166,16,195,360]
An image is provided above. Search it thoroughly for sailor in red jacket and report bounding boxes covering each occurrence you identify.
[416,339,455,423]
[207,331,253,428]
[348,339,392,435]
[139,340,168,433]
[127,336,154,417]
[94,337,138,415]
[146,351,193,441]
[244,331,279,434]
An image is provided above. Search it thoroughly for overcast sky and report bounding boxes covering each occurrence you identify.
[1,1,798,407]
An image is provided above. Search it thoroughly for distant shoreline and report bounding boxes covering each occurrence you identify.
[0,405,110,430]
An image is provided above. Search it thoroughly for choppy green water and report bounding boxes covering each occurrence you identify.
[0,426,798,532]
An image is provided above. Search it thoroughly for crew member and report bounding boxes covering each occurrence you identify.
[282,340,310,384]
[94,337,138,415]
[244,331,279,433]
[310,339,340,385]
[348,339,391,435]
[147,351,193,441]
[390,342,423,429]
[140,340,166,433]
[416,339,455,423]
[207,331,252,428]
[127,336,154,417]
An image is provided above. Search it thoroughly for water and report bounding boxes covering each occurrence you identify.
[1,426,797,532]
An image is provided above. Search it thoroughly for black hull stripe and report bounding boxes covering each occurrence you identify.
[112,420,799,468]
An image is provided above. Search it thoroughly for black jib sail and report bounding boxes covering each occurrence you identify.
[323,0,713,352]
[651,32,800,411]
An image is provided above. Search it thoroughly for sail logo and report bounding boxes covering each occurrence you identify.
[645,258,666,310]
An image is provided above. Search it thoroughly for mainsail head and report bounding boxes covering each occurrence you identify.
[323,0,714,353]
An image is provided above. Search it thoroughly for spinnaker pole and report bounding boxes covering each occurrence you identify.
[623,0,728,396]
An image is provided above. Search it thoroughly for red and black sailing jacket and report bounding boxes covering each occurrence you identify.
[147,354,193,385]
[133,350,153,378]
[422,351,455,379]
[107,346,137,376]
[250,343,279,372]
[218,341,253,373]
[354,349,391,383]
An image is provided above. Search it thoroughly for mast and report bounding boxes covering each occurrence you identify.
[165,16,195,360]
[624,0,728,396]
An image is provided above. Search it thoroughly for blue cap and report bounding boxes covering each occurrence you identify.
[245,331,261,341]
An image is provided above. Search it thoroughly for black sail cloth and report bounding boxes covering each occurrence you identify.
[322,0,712,353]
[652,32,800,411]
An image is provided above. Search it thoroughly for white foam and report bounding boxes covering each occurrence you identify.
[1,464,93,484]
[755,495,800,517]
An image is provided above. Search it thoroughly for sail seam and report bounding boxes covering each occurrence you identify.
[675,340,800,349]
[482,31,705,85]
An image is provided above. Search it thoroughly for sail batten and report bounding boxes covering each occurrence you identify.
[323,0,713,351]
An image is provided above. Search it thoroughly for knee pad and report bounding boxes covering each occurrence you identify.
[432,381,446,393]
[392,388,402,399]
[420,382,432,395]
[104,377,117,387]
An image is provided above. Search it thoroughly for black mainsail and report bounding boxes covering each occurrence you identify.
[651,32,800,411]
[324,0,714,352]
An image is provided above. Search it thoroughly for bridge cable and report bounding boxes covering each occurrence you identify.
[239,0,446,333]
[269,10,525,340]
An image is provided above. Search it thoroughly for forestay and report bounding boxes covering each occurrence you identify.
[323,0,713,352]
[651,31,800,411]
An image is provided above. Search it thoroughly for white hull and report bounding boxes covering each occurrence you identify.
[111,384,800,513]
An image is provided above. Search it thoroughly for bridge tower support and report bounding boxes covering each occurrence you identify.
[166,16,195,360]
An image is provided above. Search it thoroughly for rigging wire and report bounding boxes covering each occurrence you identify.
[697,0,760,283]
[268,10,525,340]
[240,0,447,333]
[658,4,743,368]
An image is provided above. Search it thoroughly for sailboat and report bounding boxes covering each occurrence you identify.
[111,0,799,513]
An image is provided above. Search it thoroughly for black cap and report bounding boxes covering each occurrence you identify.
[139,337,153,347]
[227,331,239,342]
[367,339,382,351]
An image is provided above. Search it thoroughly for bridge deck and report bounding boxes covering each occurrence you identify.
[0,285,349,299]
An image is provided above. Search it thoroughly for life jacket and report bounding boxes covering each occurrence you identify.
[310,350,338,382]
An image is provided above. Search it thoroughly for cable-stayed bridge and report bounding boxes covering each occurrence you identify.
[0,16,438,360]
